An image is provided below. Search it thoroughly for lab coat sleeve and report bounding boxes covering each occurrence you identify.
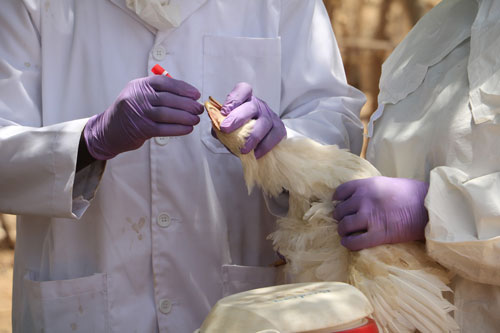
[0,1,104,218]
[425,166,500,286]
[278,0,366,155]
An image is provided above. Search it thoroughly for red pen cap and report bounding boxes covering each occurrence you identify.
[151,64,172,78]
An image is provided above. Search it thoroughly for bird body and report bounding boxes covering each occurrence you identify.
[205,98,459,332]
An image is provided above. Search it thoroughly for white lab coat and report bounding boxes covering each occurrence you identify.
[0,0,365,332]
[367,0,500,331]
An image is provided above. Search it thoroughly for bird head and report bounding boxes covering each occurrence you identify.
[204,96,256,157]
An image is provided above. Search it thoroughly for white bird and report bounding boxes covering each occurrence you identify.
[205,97,459,333]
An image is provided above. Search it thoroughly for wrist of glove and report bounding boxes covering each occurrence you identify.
[332,176,429,251]
[84,75,203,160]
[218,82,286,159]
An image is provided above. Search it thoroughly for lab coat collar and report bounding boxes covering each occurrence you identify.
[377,0,500,126]
[377,0,477,106]
[109,0,207,34]
[369,0,481,138]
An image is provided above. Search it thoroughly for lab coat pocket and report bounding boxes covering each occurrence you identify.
[22,271,109,332]
[201,35,281,154]
[221,264,277,297]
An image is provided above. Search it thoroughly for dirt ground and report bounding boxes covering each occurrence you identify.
[0,250,13,333]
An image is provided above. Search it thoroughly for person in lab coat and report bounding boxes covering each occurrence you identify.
[332,0,500,331]
[0,0,365,332]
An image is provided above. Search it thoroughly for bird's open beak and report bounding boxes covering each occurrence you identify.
[204,96,225,131]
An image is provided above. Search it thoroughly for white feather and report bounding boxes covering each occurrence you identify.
[208,102,459,332]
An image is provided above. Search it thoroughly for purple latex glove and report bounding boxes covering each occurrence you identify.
[332,176,429,251]
[84,75,203,160]
[219,82,286,159]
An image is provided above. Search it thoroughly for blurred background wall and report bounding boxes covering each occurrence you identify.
[0,1,440,331]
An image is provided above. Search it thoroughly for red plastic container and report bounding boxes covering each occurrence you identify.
[336,318,379,333]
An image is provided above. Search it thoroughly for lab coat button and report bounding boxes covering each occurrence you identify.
[157,213,171,228]
[159,298,172,314]
[155,136,170,146]
[152,45,167,61]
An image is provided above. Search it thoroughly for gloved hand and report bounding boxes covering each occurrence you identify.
[219,82,286,159]
[332,176,429,251]
[84,75,203,160]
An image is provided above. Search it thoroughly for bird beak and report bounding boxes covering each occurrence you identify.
[204,96,225,131]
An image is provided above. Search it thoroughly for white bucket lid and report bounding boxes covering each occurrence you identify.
[198,282,374,333]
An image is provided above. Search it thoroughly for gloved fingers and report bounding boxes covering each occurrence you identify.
[151,92,204,115]
[337,214,368,237]
[144,107,201,126]
[220,82,253,116]
[240,115,273,155]
[340,232,373,251]
[220,101,259,133]
[332,196,360,221]
[148,75,201,100]
[252,119,286,159]
[332,179,362,201]
[153,123,195,137]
